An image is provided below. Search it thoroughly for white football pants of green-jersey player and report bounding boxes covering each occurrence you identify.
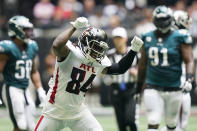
[143,89,183,131]
[176,64,191,131]
[177,94,191,131]
[161,94,191,131]
[161,64,191,131]
[2,84,36,130]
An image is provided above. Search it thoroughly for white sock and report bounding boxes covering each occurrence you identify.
[147,129,159,131]
[167,129,176,131]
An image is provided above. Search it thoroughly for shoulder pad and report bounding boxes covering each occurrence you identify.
[177,29,190,35]
[66,40,77,51]
[66,40,86,60]
[174,29,193,44]
[28,39,37,44]
[28,40,39,52]
[0,40,13,53]
[0,40,13,45]
[141,31,154,42]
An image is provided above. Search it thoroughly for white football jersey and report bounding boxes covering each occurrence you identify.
[42,41,111,119]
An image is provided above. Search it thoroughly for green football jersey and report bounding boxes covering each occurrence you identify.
[141,29,192,88]
[0,40,38,89]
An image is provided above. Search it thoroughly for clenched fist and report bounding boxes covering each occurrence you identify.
[70,17,90,29]
[130,36,144,52]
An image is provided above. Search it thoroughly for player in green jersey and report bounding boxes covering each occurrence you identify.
[136,6,195,131]
[0,16,46,131]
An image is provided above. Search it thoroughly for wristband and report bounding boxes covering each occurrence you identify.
[186,73,194,81]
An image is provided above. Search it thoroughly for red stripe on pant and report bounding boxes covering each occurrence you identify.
[34,115,44,131]
[49,67,59,104]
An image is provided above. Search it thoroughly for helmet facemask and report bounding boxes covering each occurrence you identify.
[78,27,109,62]
[154,16,173,33]
[85,37,109,62]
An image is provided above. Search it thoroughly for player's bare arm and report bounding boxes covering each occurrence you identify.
[102,36,143,75]
[136,45,147,93]
[0,54,8,72]
[31,55,46,105]
[52,17,89,62]
[130,67,138,77]
[52,27,75,61]
[181,44,195,80]
[31,56,43,89]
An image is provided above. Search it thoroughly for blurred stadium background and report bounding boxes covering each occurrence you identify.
[1,0,197,130]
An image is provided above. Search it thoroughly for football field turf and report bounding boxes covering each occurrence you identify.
[0,108,197,131]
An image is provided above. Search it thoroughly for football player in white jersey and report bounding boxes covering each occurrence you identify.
[161,10,193,131]
[34,17,143,131]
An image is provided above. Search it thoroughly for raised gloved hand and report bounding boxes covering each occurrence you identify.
[37,87,46,107]
[130,36,144,52]
[182,79,192,93]
[70,17,90,29]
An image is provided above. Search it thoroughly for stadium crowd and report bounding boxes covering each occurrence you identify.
[1,0,197,37]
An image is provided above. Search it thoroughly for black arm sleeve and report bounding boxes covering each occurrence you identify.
[106,50,137,75]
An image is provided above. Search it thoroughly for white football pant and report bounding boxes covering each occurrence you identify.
[177,93,191,131]
[144,89,182,129]
[2,85,36,130]
[35,108,103,131]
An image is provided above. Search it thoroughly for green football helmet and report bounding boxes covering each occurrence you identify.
[8,16,33,43]
[153,5,174,33]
